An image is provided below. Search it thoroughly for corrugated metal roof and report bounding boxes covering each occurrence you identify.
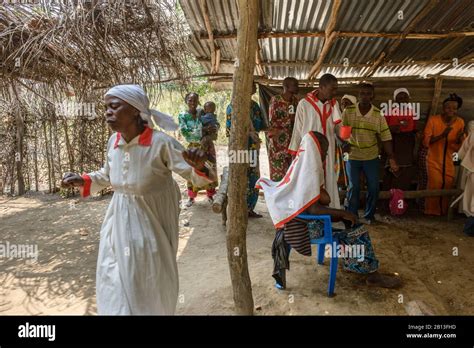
[180,0,474,81]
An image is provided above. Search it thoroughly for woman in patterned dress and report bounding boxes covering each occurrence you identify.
[266,77,299,181]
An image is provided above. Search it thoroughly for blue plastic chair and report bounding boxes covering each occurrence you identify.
[286,214,339,297]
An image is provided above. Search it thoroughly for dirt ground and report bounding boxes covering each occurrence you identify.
[0,147,473,315]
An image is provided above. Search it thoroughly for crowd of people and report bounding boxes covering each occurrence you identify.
[173,75,472,290]
[59,77,473,314]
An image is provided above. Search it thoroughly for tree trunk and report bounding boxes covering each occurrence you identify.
[226,0,259,315]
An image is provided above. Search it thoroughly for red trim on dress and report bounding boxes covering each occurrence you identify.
[80,174,92,198]
[305,92,334,136]
[308,131,322,154]
[194,168,213,182]
[287,148,297,156]
[333,119,342,125]
[113,133,121,149]
[275,194,321,228]
[138,126,153,146]
[113,127,153,149]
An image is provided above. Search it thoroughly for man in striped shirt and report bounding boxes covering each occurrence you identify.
[342,83,399,224]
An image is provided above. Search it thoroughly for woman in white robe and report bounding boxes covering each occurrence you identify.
[458,121,474,236]
[61,85,216,315]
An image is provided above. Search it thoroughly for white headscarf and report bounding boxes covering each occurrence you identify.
[105,84,179,131]
[393,88,410,100]
[341,94,357,105]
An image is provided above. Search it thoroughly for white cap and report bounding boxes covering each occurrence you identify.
[341,94,357,105]
[393,88,410,100]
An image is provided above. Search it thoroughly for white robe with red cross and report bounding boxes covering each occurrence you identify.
[288,91,342,209]
[256,132,325,228]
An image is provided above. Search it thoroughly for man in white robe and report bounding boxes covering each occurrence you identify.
[288,73,342,208]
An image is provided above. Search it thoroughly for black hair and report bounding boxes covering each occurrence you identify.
[319,73,337,87]
[311,131,329,151]
[204,101,216,108]
[359,82,374,91]
[442,93,463,108]
[184,92,199,102]
[283,77,298,86]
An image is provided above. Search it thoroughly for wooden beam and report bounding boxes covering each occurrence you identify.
[199,30,474,41]
[197,58,473,69]
[428,51,474,78]
[364,0,441,77]
[307,0,342,79]
[227,0,258,315]
[208,74,474,85]
[199,0,220,74]
[339,189,462,200]
[255,46,266,76]
[430,77,444,116]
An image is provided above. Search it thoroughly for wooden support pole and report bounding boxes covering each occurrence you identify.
[307,0,341,79]
[212,166,229,214]
[9,83,25,195]
[307,31,339,79]
[226,0,259,315]
[202,30,474,41]
[255,48,265,76]
[200,0,220,74]
[339,189,462,200]
[430,77,443,116]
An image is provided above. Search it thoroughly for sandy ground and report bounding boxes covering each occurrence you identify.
[0,146,473,315]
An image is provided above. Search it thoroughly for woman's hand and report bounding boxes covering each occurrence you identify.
[341,211,358,227]
[319,188,331,206]
[442,126,453,137]
[183,148,207,172]
[61,172,84,188]
[456,129,465,143]
[389,158,399,173]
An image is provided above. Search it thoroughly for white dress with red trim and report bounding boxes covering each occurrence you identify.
[288,91,342,208]
[80,127,214,315]
[256,132,325,228]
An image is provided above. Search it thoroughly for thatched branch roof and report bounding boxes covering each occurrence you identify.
[0,0,193,98]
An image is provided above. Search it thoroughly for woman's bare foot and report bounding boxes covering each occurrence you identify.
[248,210,263,218]
[366,272,402,289]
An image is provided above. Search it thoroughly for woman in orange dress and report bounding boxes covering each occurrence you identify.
[422,94,466,215]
